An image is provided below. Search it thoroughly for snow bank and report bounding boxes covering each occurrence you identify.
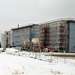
[5,48,19,54]
[0,48,3,50]
[0,48,3,53]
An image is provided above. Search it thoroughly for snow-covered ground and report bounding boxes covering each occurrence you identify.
[0,48,75,75]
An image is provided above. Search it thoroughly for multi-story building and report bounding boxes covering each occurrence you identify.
[31,25,40,38]
[1,18,75,52]
[39,24,50,48]
[1,30,11,49]
[39,18,75,52]
[11,24,38,47]
[5,31,11,47]
[1,33,7,49]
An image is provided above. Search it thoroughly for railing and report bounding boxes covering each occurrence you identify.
[5,49,75,65]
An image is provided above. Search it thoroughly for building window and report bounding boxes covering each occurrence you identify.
[15,36,20,38]
[16,30,20,32]
[15,41,20,43]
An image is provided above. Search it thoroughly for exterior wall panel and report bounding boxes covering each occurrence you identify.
[11,27,32,47]
[69,22,75,52]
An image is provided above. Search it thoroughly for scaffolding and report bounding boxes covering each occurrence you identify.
[40,25,50,48]
[39,20,68,52]
[59,21,67,52]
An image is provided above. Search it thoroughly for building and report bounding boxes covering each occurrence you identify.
[1,33,7,49]
[11,24,38,47]
[5,31,11,47]
[31,24,40,38]
[1,18,75,52]
[39,24,50,48]
[39,18,75,52]
[1,30,11,49]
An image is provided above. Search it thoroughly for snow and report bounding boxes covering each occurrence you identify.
[5,48,19,54]
[0,48,3,52]
[0,48,75,75]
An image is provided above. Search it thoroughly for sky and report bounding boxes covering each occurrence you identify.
[0,0,75,39]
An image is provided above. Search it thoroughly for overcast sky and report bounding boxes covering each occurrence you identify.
[0,0,75,39]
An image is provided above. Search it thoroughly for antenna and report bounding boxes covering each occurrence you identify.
[17,24,19,28]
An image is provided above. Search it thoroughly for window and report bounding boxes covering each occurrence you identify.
[15,41,20,43]
[16,30,20,32]
[27,28,28,30]
[15,36,20,38]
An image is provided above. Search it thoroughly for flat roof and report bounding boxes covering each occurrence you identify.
[39,18,75,25]
[5,30,11,32]
[11,24,38,30]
